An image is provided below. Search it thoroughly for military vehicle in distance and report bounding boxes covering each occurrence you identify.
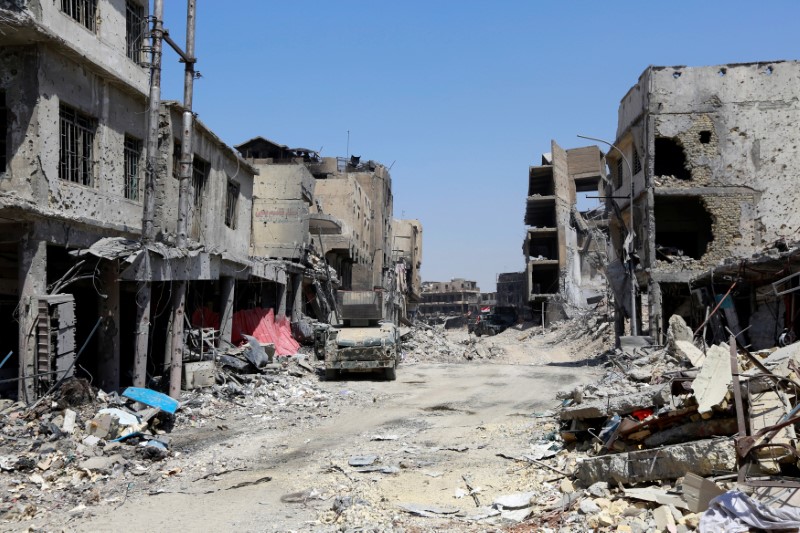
[314,290,400,380]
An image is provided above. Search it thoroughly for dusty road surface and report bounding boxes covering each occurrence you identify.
[14,328,604,532]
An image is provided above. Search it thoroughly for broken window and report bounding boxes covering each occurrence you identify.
[654,196,713,260]
[615,158,624,189]
[633,146,642,175]
[192,156,209,208]
[61,0,97,31]
[225,180,239,229]
[59,104,96,186]
[654,137,691,180]
[125,1,145,63]
[123,135,142,201]
[0,90,6,175]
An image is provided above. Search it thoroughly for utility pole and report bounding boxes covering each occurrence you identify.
[168,0,197,400]
[134,0,164,387]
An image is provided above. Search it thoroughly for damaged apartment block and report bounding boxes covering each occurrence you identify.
[524,141,609,325]
[606,61,800,346]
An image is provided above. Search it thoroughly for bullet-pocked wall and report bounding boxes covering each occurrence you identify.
[608,61,800,342]
[0,45,147,233]
[155,103,255,260]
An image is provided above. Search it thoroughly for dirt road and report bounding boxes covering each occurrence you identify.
[59,352,597,532]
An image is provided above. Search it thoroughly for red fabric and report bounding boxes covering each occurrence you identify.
[231,308,300,356]
[191,307,220,330]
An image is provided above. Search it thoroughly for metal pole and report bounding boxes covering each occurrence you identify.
[577,134,638,336]
[134,0,163,388]
[169,0,197,400]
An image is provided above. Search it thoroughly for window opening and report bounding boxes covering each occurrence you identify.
[633,146,642,175]
[699,131,712,144]
[61,0,97,31]
[615,158,624,189]
[59,104,96,186]
[126,1,145,63]
[192,156,208,208]
[123,135,142,201]
[225,180,239,229]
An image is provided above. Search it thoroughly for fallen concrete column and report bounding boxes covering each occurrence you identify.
[560,385,671,420]
[574,437,735,485]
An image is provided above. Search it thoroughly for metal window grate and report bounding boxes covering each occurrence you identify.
[123,135,142,201]
[633,146,642,175]
[615,158,624,189]
[59,104,96,186]
[60,0,97,31]
[125,1,145,62]
[192,157,208,208]
[225,180,239,229]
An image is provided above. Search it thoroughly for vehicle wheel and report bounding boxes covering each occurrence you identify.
[488,329,496,336]
[384,366,396,381]
[475,331,481,337]
[325,369,338,381]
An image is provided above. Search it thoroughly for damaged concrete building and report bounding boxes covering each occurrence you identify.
[419,279,481,319]
[525,142,608,324]
[392,218,423,321]
[496,271,528,318]
[0,0,155,400]
[235,137,335,322]
[605,61,800,345]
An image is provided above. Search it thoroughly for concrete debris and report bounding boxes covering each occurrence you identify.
[692,343,732,414]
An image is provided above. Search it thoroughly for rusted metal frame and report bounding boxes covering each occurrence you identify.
[736,412,800,458]
[730,335,748,485]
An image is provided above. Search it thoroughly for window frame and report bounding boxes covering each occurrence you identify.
[125,0,146,63]
[59,103,97,187]
[224,179,240,229]
[60,0,98,32]
[123,134,142,201]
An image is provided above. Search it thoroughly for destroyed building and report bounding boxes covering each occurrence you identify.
[605,61,800,345]
[0,0,154,400]
[392,218,423,321]
[496,271,528,318]
[419,279,481,319]
[525,142,608,324]
[235,137,330,322]
[309,156,403,321]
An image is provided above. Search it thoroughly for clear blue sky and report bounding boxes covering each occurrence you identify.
[159,1,799,292]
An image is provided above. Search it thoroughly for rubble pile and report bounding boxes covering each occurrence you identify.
[0,379,177,523]
[530,313,800,531]
[0,344,368,526]
[401,324,507,363]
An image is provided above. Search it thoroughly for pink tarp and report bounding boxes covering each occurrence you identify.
[231,308,300,356]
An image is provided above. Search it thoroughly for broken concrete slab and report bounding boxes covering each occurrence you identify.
[574,438,736,485]
[348,455,378,467]
[683,473,725,513]
[693,344,732,414]
[623,486,689,510]
[560,385,670,420]
[79,454,126,474]
[674,340,706,368]
[492,492,535,510]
